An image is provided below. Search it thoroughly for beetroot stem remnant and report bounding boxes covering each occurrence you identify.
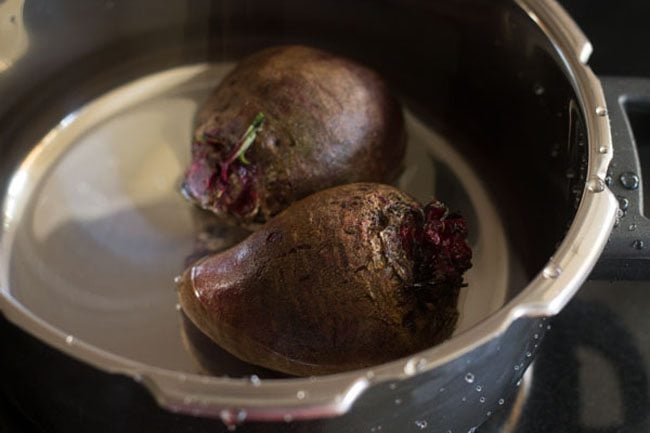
[220,112,266,183]
[182,46,408,227]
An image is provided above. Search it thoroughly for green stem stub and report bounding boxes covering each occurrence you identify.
[219,112,266,183]
[236,112,266,165]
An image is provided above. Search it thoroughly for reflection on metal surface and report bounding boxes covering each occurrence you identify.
[0,0,620,424]
[509,0,616,320]
[0,63,510,420]
[1,62,508,353]
[500,366,533,433]
[0,0,28,72]
[478,365,534,433]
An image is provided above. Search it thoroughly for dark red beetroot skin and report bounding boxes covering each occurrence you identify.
[182,45,406,228]
[178,183,472,376]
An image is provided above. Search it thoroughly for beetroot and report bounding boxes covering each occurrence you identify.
[182,45,405,228]
[178,183,472,376]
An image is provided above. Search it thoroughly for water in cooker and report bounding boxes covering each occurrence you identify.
[0,63,512,376]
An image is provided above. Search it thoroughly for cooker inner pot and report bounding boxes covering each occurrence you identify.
[0,0,586,377]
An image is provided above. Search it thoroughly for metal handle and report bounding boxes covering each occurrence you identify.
[592,77,650,280]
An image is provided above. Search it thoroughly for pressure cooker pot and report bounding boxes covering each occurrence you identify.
[0,0,633,432]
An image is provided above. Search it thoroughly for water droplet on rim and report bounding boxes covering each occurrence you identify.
[542,263,562,279]
[633,240,645,250]
[465,372,475,383]
[475,385,482,392]
[415,420,428,429]
[596,106,608,116]
[479,396,486,403]
[296,390,307,400]
[249,375,261,386]
[526,351,532,357]
[565,169,576,179]
[629,224,637,231]
[65,335,75,345]
[499,398,505,405]
[174,275,182,284]
[598,145,609,154]
[404,357,427,375]
[587,177,606,193]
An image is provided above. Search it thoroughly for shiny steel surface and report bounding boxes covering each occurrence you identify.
[0,0,619,425]
[0,62,510,417]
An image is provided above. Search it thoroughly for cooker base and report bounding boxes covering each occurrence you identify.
[0,62,512,377]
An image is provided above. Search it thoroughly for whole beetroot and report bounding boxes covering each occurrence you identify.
[182,45,405,228]
[178,183,472,376]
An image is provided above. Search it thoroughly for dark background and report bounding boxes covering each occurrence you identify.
[560,1,650,77]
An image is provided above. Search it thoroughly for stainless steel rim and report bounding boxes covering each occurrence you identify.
[0,0,619,422]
